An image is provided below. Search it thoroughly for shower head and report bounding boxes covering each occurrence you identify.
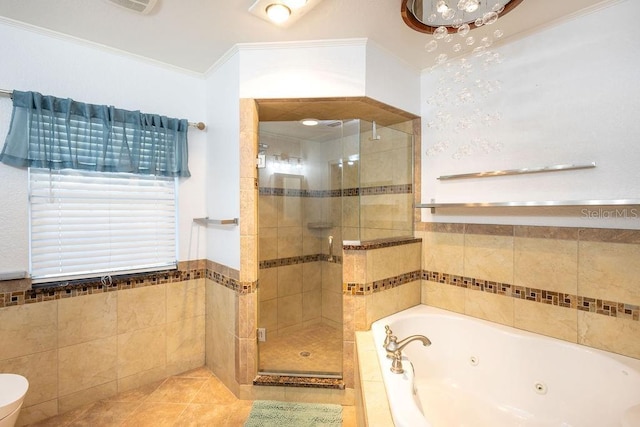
[370,121,382,141]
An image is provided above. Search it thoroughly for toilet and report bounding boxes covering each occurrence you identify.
[0,374,29,427]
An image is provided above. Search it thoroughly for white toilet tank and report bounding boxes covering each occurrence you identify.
[0,374,29,427]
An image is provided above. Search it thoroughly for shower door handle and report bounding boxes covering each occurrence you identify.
[328,235,334,262]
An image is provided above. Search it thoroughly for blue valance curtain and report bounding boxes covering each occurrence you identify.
[0,90,190,177]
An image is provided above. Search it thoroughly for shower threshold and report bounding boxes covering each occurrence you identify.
[258,370,342,379]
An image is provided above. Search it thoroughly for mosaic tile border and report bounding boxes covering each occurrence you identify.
[344,270,421,295]
[259,253,342,269]
[0,260,257,308]
[253,375,344,389]
[259,184,412,198]
[423,270,640,322]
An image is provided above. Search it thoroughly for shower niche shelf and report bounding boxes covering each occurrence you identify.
[307,222,333,230]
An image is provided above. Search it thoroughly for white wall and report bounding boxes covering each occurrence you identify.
[420,0,640,228]
[204,54,241,269]
[0,21,207,275]
[238,39,368,99]
[365,41,421,116]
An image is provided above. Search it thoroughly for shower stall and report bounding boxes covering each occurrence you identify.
[257,118,414,378]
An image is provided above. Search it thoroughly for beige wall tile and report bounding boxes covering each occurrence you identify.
[166,315,205,368]
[422,231,465,276]
[277,294,302,329]
[117,365,167,394]
[16,398,58,426]
[514,299,577,343]
[58,381,117,414]
[464,234,514,284]
[240,235,258,283]
[118,284,166,334]
[167,279,205,323]
[0,350,57,407]
[259,196,278,231]
[58,336,118,397]
[117,325,166,379]
[322,262,342,292]
[578,241,640,305]
[277,226,302,258]
[302,290,322,322]
[277,264,302,297]
[464,290,514,327]
[514,237,577,294]
[259,298,277,331]
[394,281,421,311]
[322,290,343,324]
[367,243,420,283]
[278,196,302,229]
[422,280,465,314]
[259,267,278,301]
[578,311,640,359]
[58,292,117,348]
[258,225,278,260]
[302,262,321,292]
[0,301,57,361]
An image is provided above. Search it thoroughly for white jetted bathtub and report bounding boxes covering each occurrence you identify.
[370,305,640,427]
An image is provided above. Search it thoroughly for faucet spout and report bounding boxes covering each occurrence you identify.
[396,335,431,351]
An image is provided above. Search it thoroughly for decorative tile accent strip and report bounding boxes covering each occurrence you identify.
[253,375,344,389]
[260,253,342,270]
[0,259,258,308]
[423,269,639,322]
[0,266,205,309]
[343,270,421,295]
[258,184,412,198]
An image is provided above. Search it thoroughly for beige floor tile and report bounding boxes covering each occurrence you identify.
[145,377,208,404]
[258,323,342,374]
[106,379,166,403]
[342,405,357,426]
[120,402,188,427]
[175,366,214,378]
[173,403,231,426]
[191,377,237,405]
[67,401,141,426]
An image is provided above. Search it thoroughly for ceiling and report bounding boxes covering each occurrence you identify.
[0,0,615,74]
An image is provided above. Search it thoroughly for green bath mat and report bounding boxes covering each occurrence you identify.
[244,400,342,427]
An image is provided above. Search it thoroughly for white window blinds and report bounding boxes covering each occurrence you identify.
[29,168,177,283]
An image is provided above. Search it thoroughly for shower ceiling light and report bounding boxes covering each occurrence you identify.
[249,0,322,28]
[300,118,319,126]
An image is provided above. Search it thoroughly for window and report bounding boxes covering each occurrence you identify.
[29,168,177,283]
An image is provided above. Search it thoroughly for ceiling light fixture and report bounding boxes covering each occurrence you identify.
[283,0,308,9]
[249,0,322,28]
[401,0,523,34]
[300,118,319,126]
[266,3,291,24]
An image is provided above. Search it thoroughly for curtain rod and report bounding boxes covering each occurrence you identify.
[0,88,206,130]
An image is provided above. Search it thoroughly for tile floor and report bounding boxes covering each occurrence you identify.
[29,367,356,426]
[258,323,342,375]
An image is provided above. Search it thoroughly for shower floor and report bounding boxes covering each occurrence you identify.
[258,323,342,376]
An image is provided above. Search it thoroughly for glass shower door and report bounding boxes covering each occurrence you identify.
[257,120,344,378]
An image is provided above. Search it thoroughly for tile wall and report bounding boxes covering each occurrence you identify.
[416,223,640,359]
[0,261,206,426]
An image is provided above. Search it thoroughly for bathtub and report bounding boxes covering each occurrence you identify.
[370,305,640,427]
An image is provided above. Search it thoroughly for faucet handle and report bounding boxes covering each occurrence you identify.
[390,350,405,374]
[383,325,394,348]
